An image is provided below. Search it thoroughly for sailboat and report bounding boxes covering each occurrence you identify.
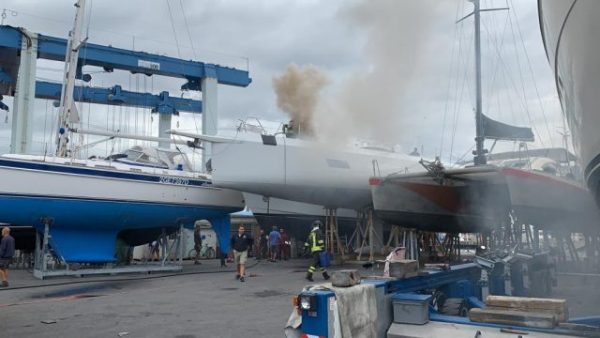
[0,0,244,262]
[538,0,600,206]
[369,0,599,234]
[170,119,424,214]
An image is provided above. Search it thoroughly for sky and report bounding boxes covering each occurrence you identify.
[0,0,567,166]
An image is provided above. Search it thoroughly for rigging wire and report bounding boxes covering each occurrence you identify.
[179,0,197,59]
[86,98,91,158]
[453,144,476,167]
[508,0,555,148]
[42,100,49,154]
[482,7,524,131]
[165,0,182,58]
[482,5,511,119]
[134,74,138,138]
[105,103,109,155]
[109,105,117,155]
[448,0,466,163]
[506,3,547,148]
[178,0,201,142]
[142,75,147,147]
[449,2,472,164]
[439,0,463,160]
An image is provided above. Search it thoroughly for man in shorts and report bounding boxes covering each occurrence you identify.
[0,227,15,287]
[231,225,252,282]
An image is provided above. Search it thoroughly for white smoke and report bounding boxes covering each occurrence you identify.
[272,0,459,150]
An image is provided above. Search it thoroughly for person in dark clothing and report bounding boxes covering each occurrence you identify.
[193,225,202,265]
[231,225,253,282]
[257,229,268,260]
[0,227,15,287]
[278,228,290,261]
[304,220,330,282]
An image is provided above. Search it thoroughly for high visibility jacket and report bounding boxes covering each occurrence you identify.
[305,229,324,253]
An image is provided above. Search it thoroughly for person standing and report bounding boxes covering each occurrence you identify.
[268,226,281,262]
[257,229,268,260]
[304,221,330,282]
[231,225,252,282]
[150,239,160,261]
[0,227,15,287]
[193,224,202,265]
[278,228,290,261]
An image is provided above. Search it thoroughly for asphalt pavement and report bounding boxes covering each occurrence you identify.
[1,258,599,337]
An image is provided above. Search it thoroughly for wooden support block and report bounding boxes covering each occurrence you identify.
[331,269,361,287]
[389,260,419,279]
[486,295,567,311]
[485,295,568,322]
[469,308,556,329]
[486,306,567,322]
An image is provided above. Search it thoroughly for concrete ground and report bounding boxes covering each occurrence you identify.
[553,272,600,318]
[1,259,599,338]
[0,258,336,338]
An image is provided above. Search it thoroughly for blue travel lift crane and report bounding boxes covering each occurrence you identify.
[0,24,251,170]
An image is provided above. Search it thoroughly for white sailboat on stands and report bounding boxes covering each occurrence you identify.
[0,0,244,265]
[369,0,599,234]
[169,117,425,240]
[538,1,600,207]
[199,118,363,239]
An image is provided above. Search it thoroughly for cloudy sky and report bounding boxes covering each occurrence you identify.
[0,0,566,165]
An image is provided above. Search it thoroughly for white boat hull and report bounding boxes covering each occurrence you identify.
[211,135,423,210]
[539,0,600,203]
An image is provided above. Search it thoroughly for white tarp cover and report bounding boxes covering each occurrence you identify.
[285,282,378,338]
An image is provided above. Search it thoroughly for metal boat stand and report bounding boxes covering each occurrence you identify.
[402,229,420,261]
[441,233,461,261]
[350,208,384,262]
[33,221,184,280]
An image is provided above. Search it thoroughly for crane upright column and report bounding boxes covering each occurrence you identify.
[10,30,37,154]
[201,67,218,172]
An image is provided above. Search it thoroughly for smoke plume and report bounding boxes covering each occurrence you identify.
[272,64,329,137]
[272,0,458,151]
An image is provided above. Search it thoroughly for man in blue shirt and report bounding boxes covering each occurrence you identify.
[268,226,281,262]
[0,227,15,287]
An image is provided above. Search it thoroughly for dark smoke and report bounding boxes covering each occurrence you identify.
[272,64,329,137]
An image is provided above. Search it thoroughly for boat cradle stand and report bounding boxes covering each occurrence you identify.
[32,220,184,280]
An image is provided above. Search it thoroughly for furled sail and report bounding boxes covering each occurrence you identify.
[482,114,534,142]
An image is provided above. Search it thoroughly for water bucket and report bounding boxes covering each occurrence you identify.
[319,251,332,267]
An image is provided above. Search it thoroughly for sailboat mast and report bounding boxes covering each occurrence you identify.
[56,0,86,157]
[473,0,486,165]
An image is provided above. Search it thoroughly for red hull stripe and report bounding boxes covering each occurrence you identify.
[501,167,586,192]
